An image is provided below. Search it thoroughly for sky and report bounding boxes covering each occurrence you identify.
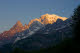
[0,0,80,33]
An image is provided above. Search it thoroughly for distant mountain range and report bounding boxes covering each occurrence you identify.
[0,14,73,52]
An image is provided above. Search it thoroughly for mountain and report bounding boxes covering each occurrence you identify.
[13,21,44,43]
[29,21,44,31]
[28,14,67,25]
[13,18,72,51]
[0,14,73,53]
[40,14,67,24]
[0,14,68,46]
[0,21,28,45]
[0,21,28,38]
[12,14,68,43]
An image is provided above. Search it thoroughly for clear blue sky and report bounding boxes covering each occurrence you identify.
[0,0,80,33]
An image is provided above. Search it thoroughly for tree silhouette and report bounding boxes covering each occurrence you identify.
[72,5,80,44]
[72,5,80,22]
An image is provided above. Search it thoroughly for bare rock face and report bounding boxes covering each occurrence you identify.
[0,14,67,41]
[28,18,42,27]
[0,21,28,40]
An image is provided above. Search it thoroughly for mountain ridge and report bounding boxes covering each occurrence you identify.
[0,14,68,43]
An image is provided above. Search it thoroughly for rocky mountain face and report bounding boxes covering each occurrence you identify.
[0,14,73,53]
[0,21,29,46]
[0,14,68,46]
[0,21,28,40]
[13,18,72,51]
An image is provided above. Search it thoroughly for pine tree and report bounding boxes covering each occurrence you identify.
[72,5,80,46]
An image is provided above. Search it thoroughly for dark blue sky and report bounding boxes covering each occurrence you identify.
[0,0,80,33]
